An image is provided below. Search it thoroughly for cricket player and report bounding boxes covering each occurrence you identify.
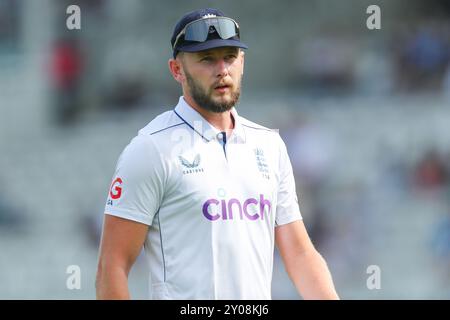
[96,8,339,300]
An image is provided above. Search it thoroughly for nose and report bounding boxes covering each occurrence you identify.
[215,58,229,78]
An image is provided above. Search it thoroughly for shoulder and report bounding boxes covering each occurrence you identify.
[138,110,184,137]
[240,115,285,146]
[118,109,183,163]
[131,108,189,153]
[240,116,273,132]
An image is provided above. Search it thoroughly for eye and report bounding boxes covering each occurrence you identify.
[200,56,213,62]
[225,54,237,61]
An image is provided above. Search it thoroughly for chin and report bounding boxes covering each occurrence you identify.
[214,97,232,105]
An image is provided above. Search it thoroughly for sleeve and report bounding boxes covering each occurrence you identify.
[104,134,165,226]
[275,134,303,227]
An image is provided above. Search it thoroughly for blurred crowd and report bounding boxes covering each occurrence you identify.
[42,6,450,127]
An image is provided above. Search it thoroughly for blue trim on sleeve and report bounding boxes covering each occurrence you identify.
[157,210,166,282]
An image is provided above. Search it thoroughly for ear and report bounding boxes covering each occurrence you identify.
[240,50,245,75]
[168,58,184,83]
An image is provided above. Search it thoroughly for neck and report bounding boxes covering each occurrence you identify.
[183,96,235,133]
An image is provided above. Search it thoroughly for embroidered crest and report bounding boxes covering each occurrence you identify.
[254,148,270,180]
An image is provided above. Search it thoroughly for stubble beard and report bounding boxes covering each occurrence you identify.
[184,68,242,113]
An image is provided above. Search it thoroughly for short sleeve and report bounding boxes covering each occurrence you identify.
[104,134,165,226]
[275,134,302,226]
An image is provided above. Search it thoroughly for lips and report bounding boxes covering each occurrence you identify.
[214,86,229,94]
[214,82,232,93]
[214,84,230,89]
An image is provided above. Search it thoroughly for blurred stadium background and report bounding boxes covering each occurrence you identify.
[1,0,450,299]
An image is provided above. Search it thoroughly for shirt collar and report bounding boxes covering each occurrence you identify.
[173,96,246,143]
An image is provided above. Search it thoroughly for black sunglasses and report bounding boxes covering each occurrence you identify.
[173,17,240,50]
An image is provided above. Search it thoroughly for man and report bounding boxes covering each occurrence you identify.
[96,8,339,300]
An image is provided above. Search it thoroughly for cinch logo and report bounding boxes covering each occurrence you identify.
[202,194,271,221]
[109,177,123,199]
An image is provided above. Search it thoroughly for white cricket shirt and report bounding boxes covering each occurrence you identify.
[104,96,302,299]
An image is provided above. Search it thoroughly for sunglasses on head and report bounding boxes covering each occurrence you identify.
[173,16,240,50]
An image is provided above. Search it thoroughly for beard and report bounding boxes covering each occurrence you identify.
[184,68,242,113]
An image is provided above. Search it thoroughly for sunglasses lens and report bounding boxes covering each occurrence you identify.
[184,18,238,43]
[184,20,209,42]
[213,18,238,39]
